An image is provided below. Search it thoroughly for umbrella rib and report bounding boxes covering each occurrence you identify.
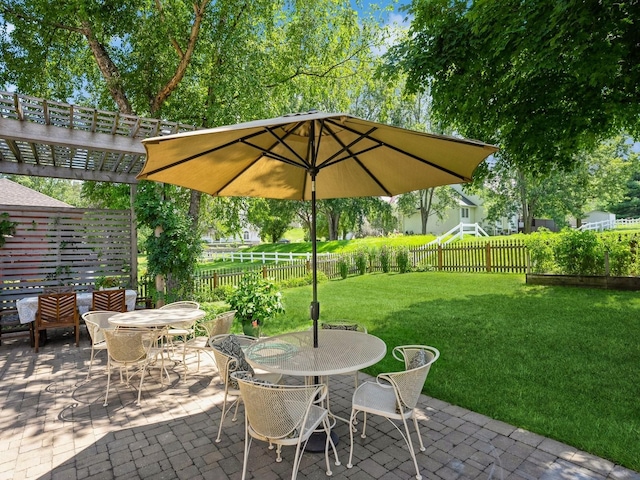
[314,123,393,196]
[139,129,268,177]
[323,118,473,182]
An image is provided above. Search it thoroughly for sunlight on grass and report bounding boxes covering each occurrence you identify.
[263,272,640,471]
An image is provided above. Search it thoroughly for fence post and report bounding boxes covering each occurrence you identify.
[437,244,443,271]
[485,243,492,272]
[213,272,218,289]
[306,260,311,273]
[262,266,267,278]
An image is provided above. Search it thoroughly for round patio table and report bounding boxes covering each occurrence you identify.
[244,329,387,452]
[108,308,206,328]
[244,329,386,377]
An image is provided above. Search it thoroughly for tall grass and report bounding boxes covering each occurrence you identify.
[263,272,640,471]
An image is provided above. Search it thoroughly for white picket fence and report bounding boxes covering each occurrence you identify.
[202,249,332,264]
[578,217,640,232]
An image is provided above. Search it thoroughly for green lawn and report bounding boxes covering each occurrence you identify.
[256,272,640,471]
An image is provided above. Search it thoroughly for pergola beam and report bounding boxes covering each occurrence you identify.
[0,119,146,155]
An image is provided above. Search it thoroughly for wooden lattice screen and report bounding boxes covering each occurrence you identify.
[0,205,135,311]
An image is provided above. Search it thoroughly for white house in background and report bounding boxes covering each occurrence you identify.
[399,185,518,236]
[202,226,261,245]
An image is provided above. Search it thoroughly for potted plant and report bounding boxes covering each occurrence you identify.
[228,272,284,337]
[95,276,120,290]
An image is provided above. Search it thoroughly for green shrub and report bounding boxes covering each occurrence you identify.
[338,259,349,279]
[279,271,328,289]
[525,228,558,273]
[228,272,285,330]
[554,229,605,275]
[396,247,411,273]
[354,249,368,275]
[379,245,391,273]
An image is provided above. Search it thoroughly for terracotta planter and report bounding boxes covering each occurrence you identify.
[242,322,261,338]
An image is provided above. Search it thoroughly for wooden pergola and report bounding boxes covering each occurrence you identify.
[0,91,198,183]
[0,91,199,312]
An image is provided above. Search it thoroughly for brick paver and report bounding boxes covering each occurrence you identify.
[1,330,639,480]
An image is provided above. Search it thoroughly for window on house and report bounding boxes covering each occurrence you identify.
[243,231,250,241]
[461,207,469,219]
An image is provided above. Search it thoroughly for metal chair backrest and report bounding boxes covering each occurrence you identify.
[103,329,147,363]
[92,289,126,312]
[382,346,440,411]
[235,375,323,440]
[321,321,367,333]
[159,301,200,310]
[202,310,236,338]
[82,311,116,346]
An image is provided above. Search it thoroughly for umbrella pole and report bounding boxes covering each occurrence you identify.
[310,171,319,349]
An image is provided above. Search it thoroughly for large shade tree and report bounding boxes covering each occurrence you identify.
[1,0,384,296]
[386,0,640,174]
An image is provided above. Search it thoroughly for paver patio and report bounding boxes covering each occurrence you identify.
[1,330,638,480]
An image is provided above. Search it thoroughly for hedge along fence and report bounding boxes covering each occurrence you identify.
[139,230,640,302]
[526,228,640,276]
[0,205,135,312]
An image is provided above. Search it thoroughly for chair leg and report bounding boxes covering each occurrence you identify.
[413,413,426,452]
[34,329,40,353]
[401,416,423,480]
[87,346,96,379]
[103,359,112,406]
[216,391,229,443]
[241,425,252,480]
[347,409,358,469]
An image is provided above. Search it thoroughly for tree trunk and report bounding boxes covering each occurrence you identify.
[327,211,340,241]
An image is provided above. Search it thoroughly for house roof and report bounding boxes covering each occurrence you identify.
[0,178,72,207]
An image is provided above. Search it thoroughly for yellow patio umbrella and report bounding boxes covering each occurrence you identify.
[137,111,498,346]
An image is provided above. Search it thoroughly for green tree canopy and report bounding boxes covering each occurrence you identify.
[387,0,640,174]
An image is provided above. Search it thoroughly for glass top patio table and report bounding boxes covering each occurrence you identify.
[244,329,387,377]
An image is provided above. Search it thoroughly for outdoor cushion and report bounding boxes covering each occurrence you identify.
[211,335,254,389]
[321,322,359,331]
[408,349,428,370]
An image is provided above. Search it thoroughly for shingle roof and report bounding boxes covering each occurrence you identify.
[0,178,72,207]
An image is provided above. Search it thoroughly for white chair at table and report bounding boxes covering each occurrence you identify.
[233,372,340,480]
[159,301,200,360]
[347,345,440,480]
[102,326,168,407]
[209,334,282,443]
[82,310,117,379]
[182,310,236,378]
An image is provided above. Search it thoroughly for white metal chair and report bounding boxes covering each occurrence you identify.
[234,373,340,480]
[210,334,281,443]
[159,301,200,361]
[82,310,117,379]
[102,327,167,407]
[347,345,440,480]
[182,310,236,375]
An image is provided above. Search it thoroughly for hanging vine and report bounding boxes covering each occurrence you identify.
[134,181,202,302]
[0,213,17,248]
